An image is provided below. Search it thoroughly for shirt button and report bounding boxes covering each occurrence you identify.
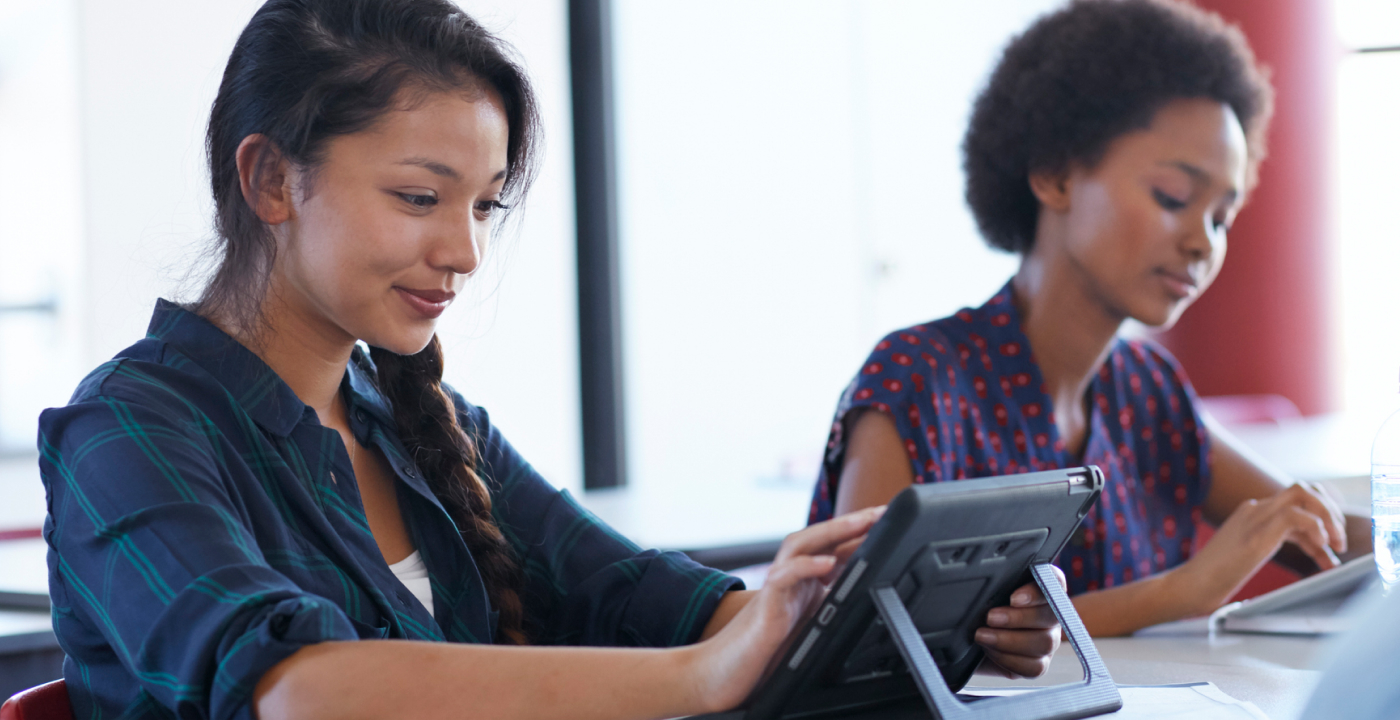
[356,409,367,423]
[405,468,417,478]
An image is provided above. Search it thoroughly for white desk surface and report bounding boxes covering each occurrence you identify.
[969,618,1332,719]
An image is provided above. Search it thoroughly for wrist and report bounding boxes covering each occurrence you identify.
[670,641,723,715]
[1158,562,1215,620]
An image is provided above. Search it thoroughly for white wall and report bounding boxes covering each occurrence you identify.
[612,0,1058,496]
[72,0,583,491]
[0,0,85,449]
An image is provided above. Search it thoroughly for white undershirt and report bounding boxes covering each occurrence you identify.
[388,550,434,619]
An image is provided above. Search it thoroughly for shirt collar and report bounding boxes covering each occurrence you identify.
[146,299,310,437]
[344,346,397,429]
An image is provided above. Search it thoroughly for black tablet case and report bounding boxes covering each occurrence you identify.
[702,466,1122,720]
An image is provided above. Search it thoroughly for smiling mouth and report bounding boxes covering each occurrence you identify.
[1155,269,1199,300]
[394,287,456,319]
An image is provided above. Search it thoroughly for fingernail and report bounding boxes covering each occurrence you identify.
[1012,592,1030,606]
[988,610,1009,627]
[975,629,996,644]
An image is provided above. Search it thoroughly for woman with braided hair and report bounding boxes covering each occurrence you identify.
[36,1,1062,718]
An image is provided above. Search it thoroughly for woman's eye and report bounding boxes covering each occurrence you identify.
[1152,188,1187,212]
[396,192,438,209]
[476,200,510,217]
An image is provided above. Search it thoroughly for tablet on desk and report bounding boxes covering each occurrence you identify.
[1210,553,1378,635]
[698,467,1122,720]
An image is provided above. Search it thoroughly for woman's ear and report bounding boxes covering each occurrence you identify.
[1028,168,1072,213]
[235,134,294,225]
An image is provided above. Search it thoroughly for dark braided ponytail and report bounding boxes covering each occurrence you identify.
[370,337,528,644]
[197,0,540,643]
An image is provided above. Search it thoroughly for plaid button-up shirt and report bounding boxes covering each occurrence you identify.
[38,300,740,720]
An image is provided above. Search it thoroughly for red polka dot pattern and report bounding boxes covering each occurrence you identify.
[809,283,1211,596]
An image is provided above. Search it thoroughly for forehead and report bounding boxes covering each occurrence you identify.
[325,89,509,175]
[1106,98,1248,190]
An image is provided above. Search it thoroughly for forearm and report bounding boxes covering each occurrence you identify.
[1069,569,1198,637]
[255,640,708,720]
[700,590,756,640]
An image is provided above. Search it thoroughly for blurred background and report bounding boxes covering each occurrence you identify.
[0,0,1396,547]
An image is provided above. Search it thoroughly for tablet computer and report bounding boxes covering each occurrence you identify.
[731,466,1121,720]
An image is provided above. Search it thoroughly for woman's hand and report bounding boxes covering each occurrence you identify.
[1170,482,1346,616]
[974,566,1065,679]
[686,506,884,714]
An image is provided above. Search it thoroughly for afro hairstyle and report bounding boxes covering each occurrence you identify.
[962,0,1273,254]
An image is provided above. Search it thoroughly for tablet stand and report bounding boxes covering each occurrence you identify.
[870,563,1122,720]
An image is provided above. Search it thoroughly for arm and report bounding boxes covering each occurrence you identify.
[40,391,366,720]
[831,410,1061,676]
[1204,419,1366,566]
[254,510,887,720]
[1073,422,1352,636]
[831,409,1353,638]
[833,409,918,516]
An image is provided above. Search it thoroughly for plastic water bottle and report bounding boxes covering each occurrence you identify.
[1371,374,1400,593]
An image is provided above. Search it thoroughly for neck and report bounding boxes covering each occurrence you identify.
[1010,243,1124,416]
[211,283,357,425]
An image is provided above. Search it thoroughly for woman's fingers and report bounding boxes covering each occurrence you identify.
[976,578,1062,680]
[1288,483,1347,554]
[774,506,884,564]
[1005,580,1050,608]
[1274,504,1340,570]
[819,534,870,585]
[975,627,1056,678]
[985,601,1058,630]
[764,554,838,590]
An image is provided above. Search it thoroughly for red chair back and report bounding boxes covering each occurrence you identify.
[0,680,72,720]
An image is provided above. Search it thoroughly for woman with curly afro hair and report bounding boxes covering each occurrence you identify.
[809,0,1368,637]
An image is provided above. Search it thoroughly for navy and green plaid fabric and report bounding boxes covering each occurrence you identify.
[38,300,741,720]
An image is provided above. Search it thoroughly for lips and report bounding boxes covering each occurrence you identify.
[1155,269,1199,301]
[394,287,456,319]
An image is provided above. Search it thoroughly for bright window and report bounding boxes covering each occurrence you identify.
[611,1,1060,495]
[1334,0,1400,424]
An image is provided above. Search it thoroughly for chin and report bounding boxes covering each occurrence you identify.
[361,328,436,357]
[1135,300,1193,331]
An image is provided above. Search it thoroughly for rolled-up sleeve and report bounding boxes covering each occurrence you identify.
[454,397,743,648]
[40,389,358,720]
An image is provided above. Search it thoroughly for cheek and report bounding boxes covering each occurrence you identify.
[291,197,421,305]
[1064,181,1134,267]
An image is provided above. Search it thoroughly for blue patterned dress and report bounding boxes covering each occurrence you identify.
[809,282,1212,595]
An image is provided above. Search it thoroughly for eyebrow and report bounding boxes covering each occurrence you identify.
[1158,160,1238,202]
[397,157,508,184]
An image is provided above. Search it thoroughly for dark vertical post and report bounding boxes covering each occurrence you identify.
[569,0,627,489]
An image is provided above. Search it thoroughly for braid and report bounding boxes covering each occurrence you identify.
[369,336,528,644]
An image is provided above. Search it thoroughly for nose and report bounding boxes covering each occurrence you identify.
[1183,210,1225,265]
[430,215,485,276]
